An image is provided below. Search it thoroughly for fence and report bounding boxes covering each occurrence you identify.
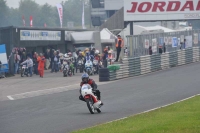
[126,29,200,58]
[99,47,200,82]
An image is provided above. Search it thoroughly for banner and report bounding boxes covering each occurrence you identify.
[194,33,198,45]
[172,37,178,47]
[82,1,86,29]
[159,37,164,46]
[185,36,193,48]
[0,44,9,72]
[20,30,61,41]
[164,37,168,45]
[144,39,149,49]
[56,4,63,28]
[152,38,157,53]
[168,36,172,45]
[30,16,33,27]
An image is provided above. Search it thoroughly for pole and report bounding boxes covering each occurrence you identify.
[89,0,92,28]
[130,22,133,35]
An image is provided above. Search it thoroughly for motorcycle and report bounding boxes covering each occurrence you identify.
[21,65,29,77]
[76,59,84,73]
[63,63,69,77]
[85,60,94,75]
[81,84,102,114]
[93,60,99,74]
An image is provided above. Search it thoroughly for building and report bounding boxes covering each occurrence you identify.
[0,26,101,74]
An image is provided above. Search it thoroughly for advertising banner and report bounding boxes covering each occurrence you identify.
[164,37,168,45]
[20,30,61,41]
[185,36,193,48]
[144,39,149,48]
[168,36,172,45]
[152,38,157,53]
[159,37,164,46]
[124,0,200,21]
[172,37,178,47]
[0,44,9,72]
[194,33,198,45]
[56,4,63,28]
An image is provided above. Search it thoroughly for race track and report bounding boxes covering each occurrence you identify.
[0,62,200,133]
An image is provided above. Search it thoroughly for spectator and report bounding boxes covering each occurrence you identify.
[159,45,163,54]
[33,52,38,75]
[44,49,50,70]
[21,56,33,77]
[149,46,152,55]
[102,48,108,68]
[51,51,59,73]
[180,39,186,49]
[115,35,124,62]
[14,51,21,74]
[37,53,45,78]
[163,43,166,53]
[21,52,26,63]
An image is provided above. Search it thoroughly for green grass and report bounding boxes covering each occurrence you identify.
[72,95,200,133]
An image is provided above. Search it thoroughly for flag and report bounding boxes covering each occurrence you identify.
[30,16,33,27]
[22,16,25,26]
[82,1,86,29]
[56,4,63,28]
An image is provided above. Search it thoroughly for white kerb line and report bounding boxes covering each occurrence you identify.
[7,96,14,100]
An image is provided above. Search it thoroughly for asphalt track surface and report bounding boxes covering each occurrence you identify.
[0,62,200,133]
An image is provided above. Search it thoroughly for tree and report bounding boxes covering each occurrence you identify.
[18,0,40,27]
[0,0,10,26]
[38,3,58,27]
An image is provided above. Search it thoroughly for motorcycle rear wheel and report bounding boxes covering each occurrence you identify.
[86,99,95,114]
[96,108,101,113]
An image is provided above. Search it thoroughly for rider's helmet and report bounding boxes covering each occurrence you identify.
[79,51,82,56]
[82,73,89,83]
[64,54,68,58]
[95,50,99,55]
[86,51,89,56]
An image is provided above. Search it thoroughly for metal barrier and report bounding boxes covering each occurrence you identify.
[99,47,200,82]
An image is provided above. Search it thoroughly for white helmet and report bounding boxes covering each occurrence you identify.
[95,50,100,54]
[64,54,68,58]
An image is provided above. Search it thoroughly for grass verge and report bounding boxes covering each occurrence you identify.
[72,95,200,133]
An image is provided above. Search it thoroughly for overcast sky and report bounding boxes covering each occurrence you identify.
[6,0,65,8]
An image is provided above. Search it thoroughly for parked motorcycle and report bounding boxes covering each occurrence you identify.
[76,59,84,73]
[21,65,29,77]
[81,84,102,114]
[85,60,94,75]
[93,59,99,74]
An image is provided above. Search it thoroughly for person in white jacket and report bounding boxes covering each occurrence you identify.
[21,56,33,77]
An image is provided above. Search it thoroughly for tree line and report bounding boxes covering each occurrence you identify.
[0,0,90,28]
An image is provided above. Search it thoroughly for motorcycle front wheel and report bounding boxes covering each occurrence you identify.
[21,69,24,77]
[86,99,95,114]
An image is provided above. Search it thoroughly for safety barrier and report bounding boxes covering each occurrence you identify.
[99,47,200,82]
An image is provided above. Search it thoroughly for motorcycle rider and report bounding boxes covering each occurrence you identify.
[79,73,103,105]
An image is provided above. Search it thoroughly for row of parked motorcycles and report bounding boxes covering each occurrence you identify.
[73,58,100,76]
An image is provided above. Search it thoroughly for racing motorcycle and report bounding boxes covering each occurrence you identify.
[85,60,94,75]
[81,84,102,114]
[76,59,84,73]
[21,65,29,77]
[63,63,73,77]
[93,59,99,74]
[63,63,69,77]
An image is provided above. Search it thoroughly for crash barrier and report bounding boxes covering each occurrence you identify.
[99,47,200,82]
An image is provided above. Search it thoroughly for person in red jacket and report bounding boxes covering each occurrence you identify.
[37,53,45,78]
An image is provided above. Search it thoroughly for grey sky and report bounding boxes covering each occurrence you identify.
[6,0,65,8]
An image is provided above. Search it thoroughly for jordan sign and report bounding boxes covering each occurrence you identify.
[124,0,200,21]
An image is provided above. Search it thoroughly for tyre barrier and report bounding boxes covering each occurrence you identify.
[99,47,200,82]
